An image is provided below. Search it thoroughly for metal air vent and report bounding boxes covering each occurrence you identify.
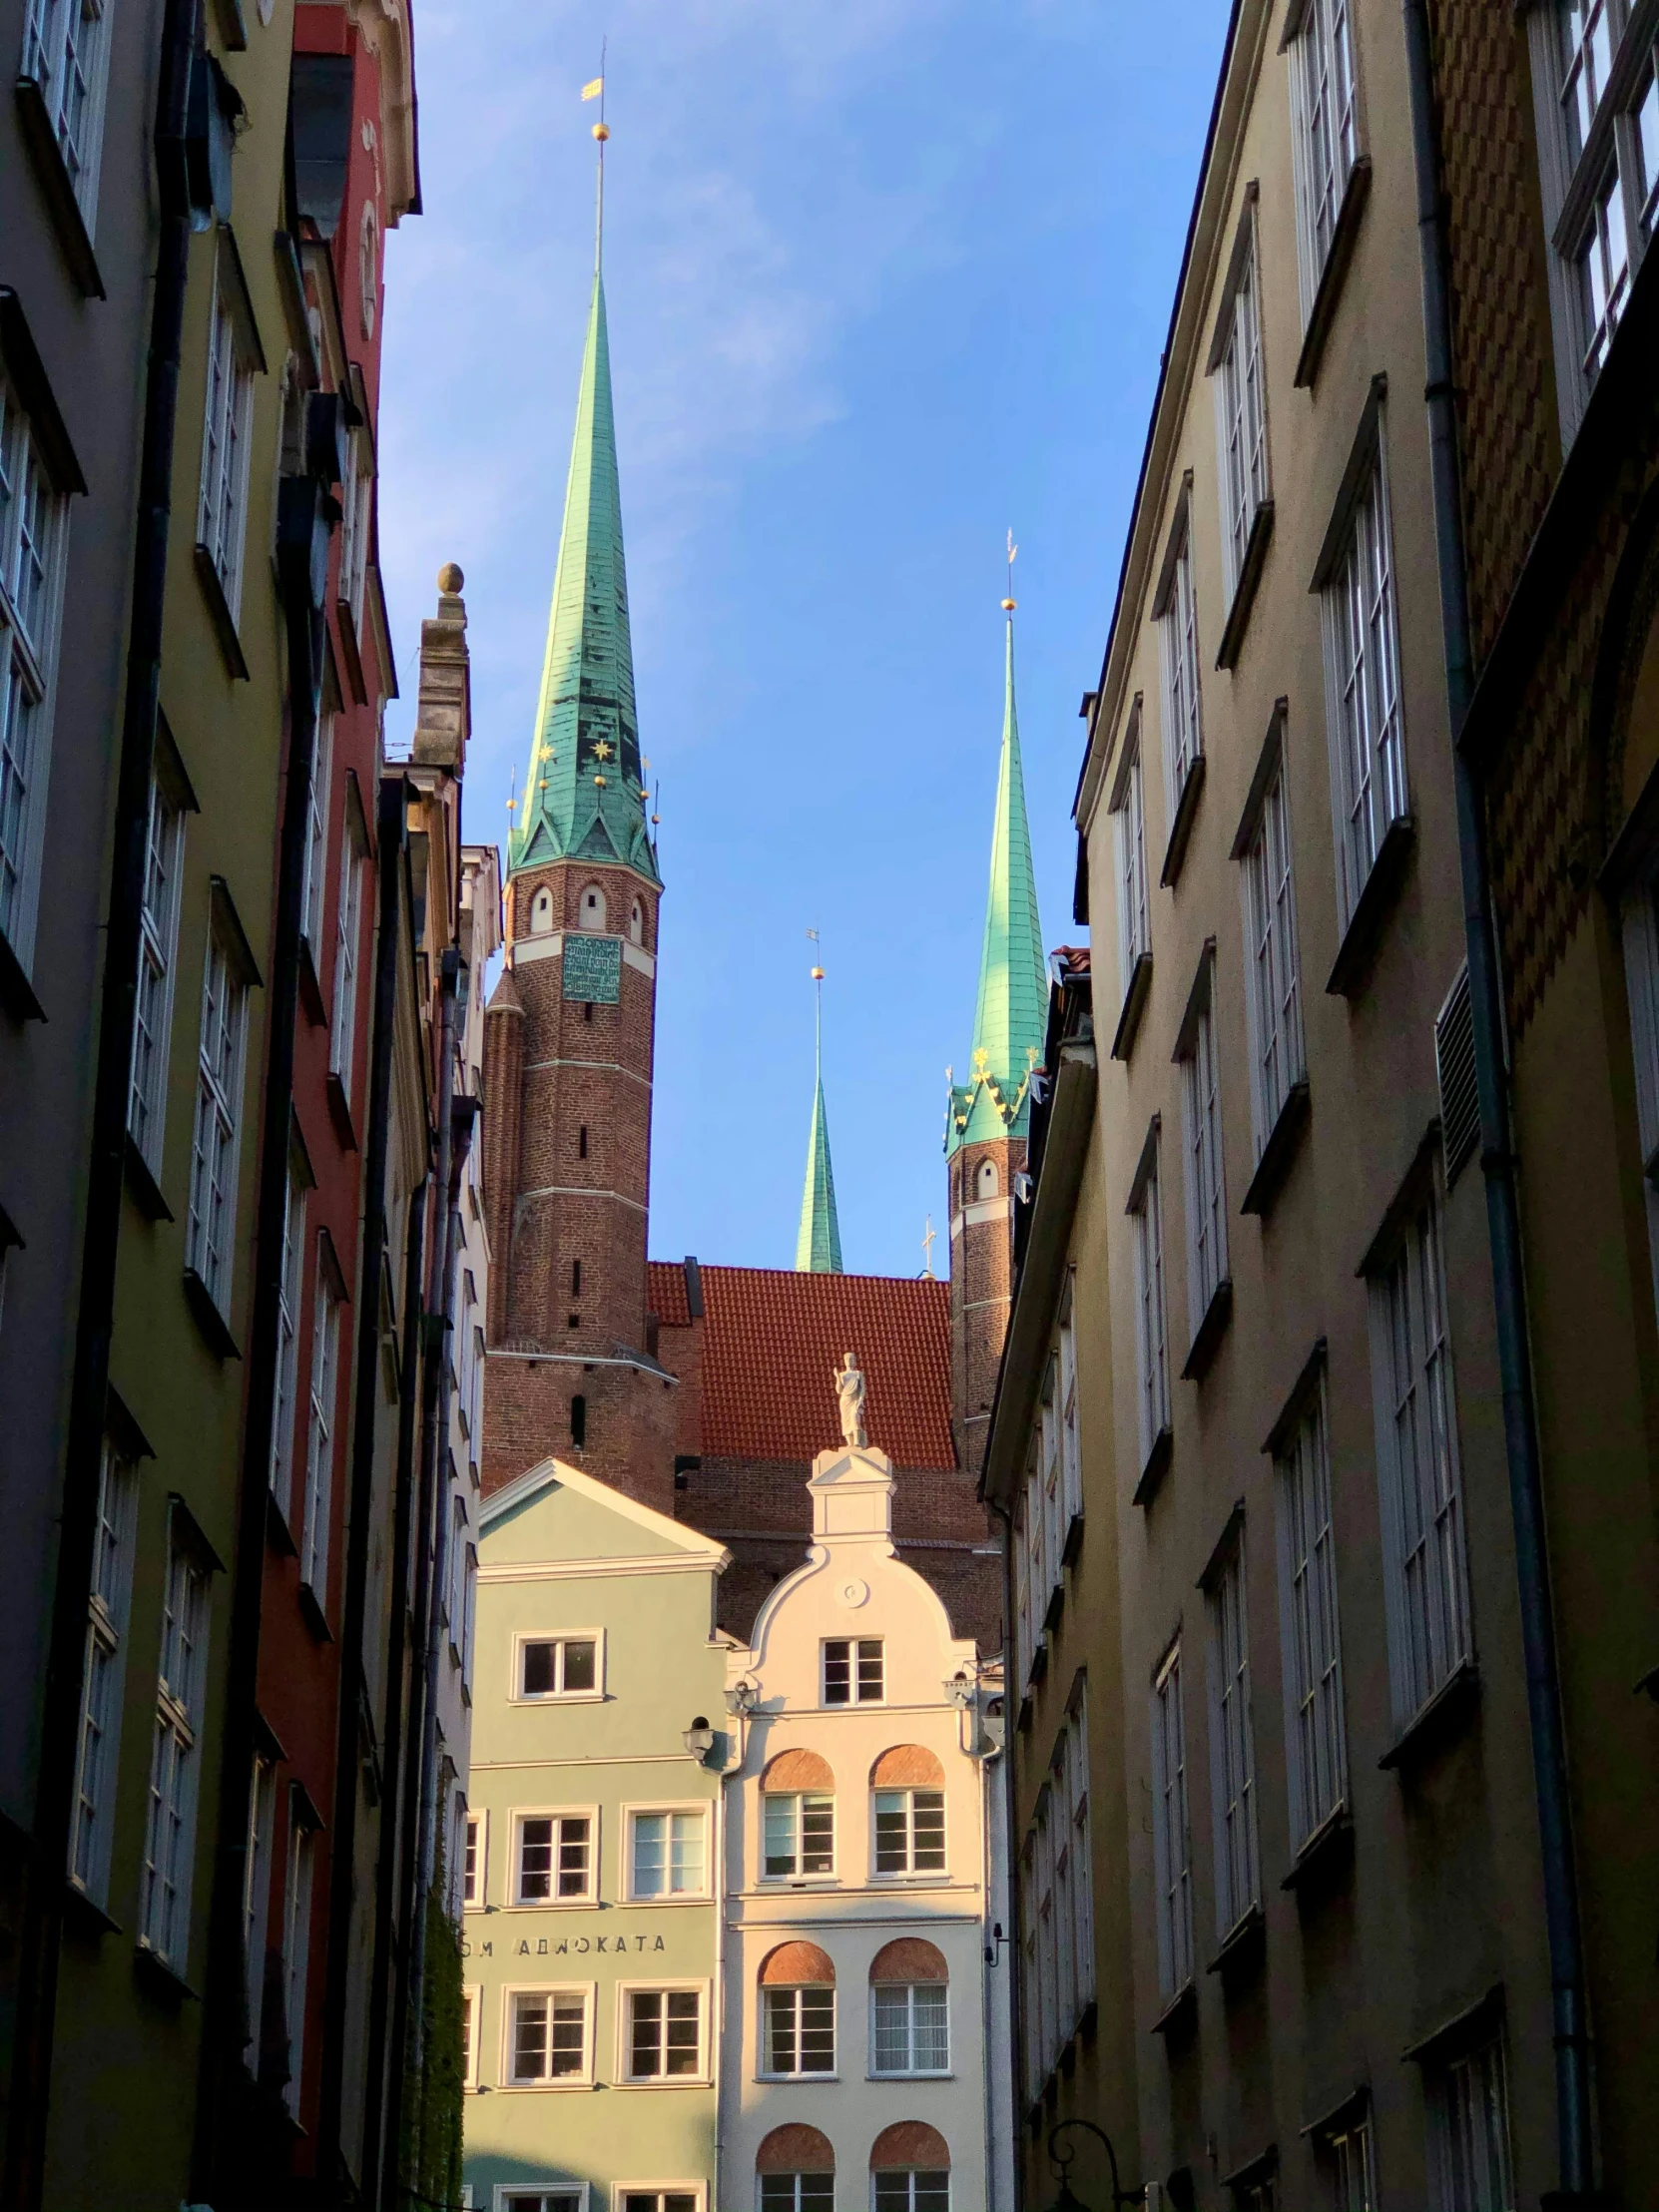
[1435,962,1479,1186]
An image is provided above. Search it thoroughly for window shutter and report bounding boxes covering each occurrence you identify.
[1434,963,1479,1185]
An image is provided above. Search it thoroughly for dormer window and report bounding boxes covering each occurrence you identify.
[579,883,607,932]
[530,885,554,934]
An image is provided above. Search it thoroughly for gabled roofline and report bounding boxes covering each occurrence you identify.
[480,1453,729,1568]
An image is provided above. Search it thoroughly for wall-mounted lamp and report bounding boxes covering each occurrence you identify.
[726,1678,759,1718]
[683,1716,716,1761]
[1043,2118,1145,2211]
[944,1669,976,1709]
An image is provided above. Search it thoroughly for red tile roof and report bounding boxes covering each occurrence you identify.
[648,1261,955,1470]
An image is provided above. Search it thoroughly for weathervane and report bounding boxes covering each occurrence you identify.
[1004,527,1017,613]
[582,40,609,267]
[921,1216,937,1280]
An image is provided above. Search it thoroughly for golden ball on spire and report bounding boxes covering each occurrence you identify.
[592,121,610,141]
[811,966,826,982]
[1002,597,1017,612]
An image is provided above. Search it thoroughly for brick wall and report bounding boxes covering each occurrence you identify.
[482,1347,679,1514]
[947,1134,1023,1474]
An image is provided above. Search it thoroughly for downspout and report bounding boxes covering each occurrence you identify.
[1401,6,1595,2199]
[979,1698,999,2212]
[986,1491,1025,2212]
[316,774,414,2198]
[1,6,202,2205]
[383,942,459,2207]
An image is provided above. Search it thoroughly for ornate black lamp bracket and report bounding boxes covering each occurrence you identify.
[1046,2117,1146,2211]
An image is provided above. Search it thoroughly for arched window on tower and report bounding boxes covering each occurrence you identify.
[579,883,607,932]
[530,885,554,934]
[569,1394,586,1449]
[976,1159,999,1201]
[629,896,644,946]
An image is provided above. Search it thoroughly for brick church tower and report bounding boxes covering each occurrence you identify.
[945,607,1046,1473]
[480,194,678,1512]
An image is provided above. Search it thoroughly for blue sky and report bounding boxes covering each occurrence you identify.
[378,0,1232,1280]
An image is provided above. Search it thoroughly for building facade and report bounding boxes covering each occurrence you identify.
[460,1456,730,2212]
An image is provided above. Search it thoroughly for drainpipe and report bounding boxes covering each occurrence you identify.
[986,1491,1025,2212]
[0,7,202,2206]
[1401,6,1596,2200]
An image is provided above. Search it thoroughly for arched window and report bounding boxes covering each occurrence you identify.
[629,895,644,945]
[757,2125,834,2212]
[870,1938,949,2076]
[870,1748,946,1879]
[530,885,554,934]
[976,1158,999,1200]
[761,1750,834,1880]
[569,1394,586,1449]
[758,1941,834,2078]
[870,2122,950,2211]
[578,882,607,932]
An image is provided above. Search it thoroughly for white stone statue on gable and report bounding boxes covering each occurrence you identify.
[834,1351,867,1450]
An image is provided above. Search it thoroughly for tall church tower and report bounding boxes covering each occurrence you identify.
[945,608,1046,1473]
[480,179,678,1511]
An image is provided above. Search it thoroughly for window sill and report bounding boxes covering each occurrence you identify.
[511,1690,606,1707]
[760,1876,839,1890]
[298,935,328,1027]
[1132,1425,1173,1508]
[868,1872,950,1887]
[618,2075,712,2090]
[297,1577,333,1644]
[1042,1580,1065,1634]
[183,1267,241,1361]
[1110,951,1153,1062]
[325,1069,358,1152]
[1025,1636,1049,1690]
[63,1882,122,1939]
[1326,816,1414,1000]
[868,2070,953,2082]
[1160,755,1207,889]
[195,545,251,682]
[758,2072,840,2085]
[133,1942,199,2005]
[1181,1277,1233,1382]
[1151,1980,1196,2039]
[1206,1903,1265,1985]
[209,0,249,50]
[1061,1510,1084,1567]
[1215,500,1275,671]
[1295,155,1373,390]
[1379,1660,1479,1773]
[13,79,106,297]
[0,925,45,1025]
[1240,1081,1311,1219]
[1016,1693,1033,1735]
[266,1485,297,1558]
[495,2078,597,2093]
[1280,1804,1353,1896]
[124,1134,174,1223]
[335,599,370,707]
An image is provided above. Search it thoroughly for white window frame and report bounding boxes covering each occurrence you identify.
[460,1981,481,2090]
[1238,731,1307,1157]
[1319,403,1407,937]
[870,1976,949,2077]
[758,2179,832,2212]
[512,1629,604,1703]
[871,1785,947,1880]
[128,759,187,1173]
[1155,504,1204,826]
[1176,950,1230,1341]
[1205,1529,1260,1940]
[139,1505,212,1971]
[1368,1178,1473,1728]
[871,2175,951,2212]
[186,904,251,1316]
[822,1635,883,1706]
[463,1808,487,1908]
[1287,0,1362,320]
[1067,1692,1096,2012]
[1013,1479,1035,1690]
[501,1982,595,2088]
[759,1979,836,2079]
[19,0,117,223]
[70,1439,138,1905]
[761,1789,835,1881]
[329,811,367,1104]
[1128,1122,1171,1468]
[243,1750,276,2067]
[270,1159,306,1518]
[300,1246,340,1603]
[1149,1638,1194,2003]
[282,1806,315,2116]
[512,1807,598,1907]
[1211,198,1271,604]
[0,363,70,971]
[336,429,372,628]
[300,710,332,959]
[625,1804,710,1902]
[613,2190,706,2212]
[1274,1376,1349,1851]
[1426,2026,1515,2212]
[1108,709,1151,1002]
[618,1980,710,2085]
[197,244,259,624]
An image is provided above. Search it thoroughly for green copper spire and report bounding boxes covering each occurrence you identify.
[796,973,843,1273]
[946,614,1046,1156]
[509,178,659,885]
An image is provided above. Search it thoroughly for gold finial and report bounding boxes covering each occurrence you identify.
[592,121,609,141]
[1003,528,1018,612]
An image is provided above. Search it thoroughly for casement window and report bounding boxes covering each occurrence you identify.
[1238,739,1306,1155]
[299,712,332,958]
[763,1791,833,1878]
[1287,0,1361,314]
[822,1636,882,1705]
[873,1789,946,1877]
[1274,1379,1349,1849]
[1149,1640,1194,2001]
[270,1162,306,1516]
[468,1324,484,1467]
[1315,2105,1379,2211]
[1319,409,1407,935]
[1232,2175,1278,2212]
[1058,1292,1082,1529]
[1039,1366,1064,1596]
[507,1985,591,2083]
[445,1492,465,1650]
[19,0,116,219]
[624,1985,705,2080]
[462,1541,477,1693]
[459,1984,478,2089]
[1108,714,1151,1003]
[1176,951,1230,1341]
[1212,204,1271,603]
[463,1810,483,1907]
[761,2179,833,2212]
[1066,1694,1096,2011]
[1368,1180,1472,1725]
[1617,865,1659,1320]
[621,2196,700,2212]
[1526,3,1659,438]
[763,1983,834,2076]
[300,1253,340,1603]
[197,249,259,623]
[629,1809,707,1900]
[140,1507,212,1970]
[128,764,187,1173]
[1206,1531,1260,1938]
[186,910,250,1316]
[514,1812,594,1904]
[1049,1766,1078,2043]
[1128,1123,1172,1468]
[1426,2028,1514,2212]
[1019,1845,1041,2103]
[1156,509,1204,822]
[457,1273,477,1440]
[282,1810,314,2115]
[329,819,366,1103]
[336,433,372,628]
[1033,1800,1058,2076]
[0,364,69,970]
[873,2172,950,2212]
[518,1634,600,1699]
[1013,1480,1035,1688]
[874,1971,949,2077]
[448,1791,467,1921]
[242,1752,276,2066]
[70,1441,137,1904]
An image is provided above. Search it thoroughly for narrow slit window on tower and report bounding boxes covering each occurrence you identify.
[583,1000,594,1024]
[578,1125,589,1159]
[572,1259,582,1295]
[570,1394,586,1449]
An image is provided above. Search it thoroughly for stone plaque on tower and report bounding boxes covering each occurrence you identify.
[562,934,622,1003]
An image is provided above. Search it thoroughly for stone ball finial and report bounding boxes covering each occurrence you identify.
[437,561,464,595]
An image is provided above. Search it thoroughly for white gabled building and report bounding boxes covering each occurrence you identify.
[717,1400,1015,2212]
